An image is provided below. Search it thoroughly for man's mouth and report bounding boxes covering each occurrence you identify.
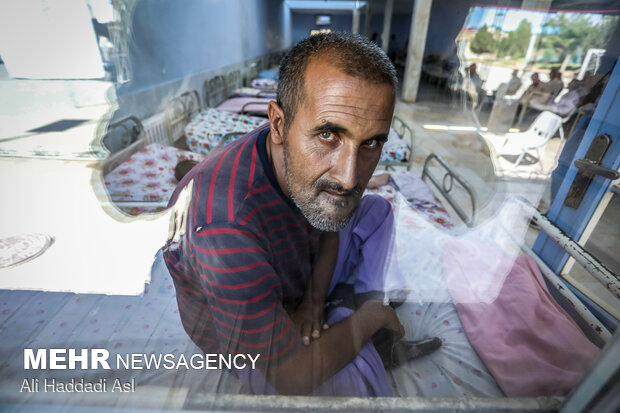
[323,188,351,198]
[319,189,357,210]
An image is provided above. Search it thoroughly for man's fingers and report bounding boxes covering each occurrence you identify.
[322,323,329,330]
[312,320,321,339]
[301,322,311,346]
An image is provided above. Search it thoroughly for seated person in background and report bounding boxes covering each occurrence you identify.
[528,76,589,117]
[494,69,523,100]
[543,67,564,102]
[162,32,415,397]
[515,71,564,125]
[520,72,545,102]
[505,69,522,96]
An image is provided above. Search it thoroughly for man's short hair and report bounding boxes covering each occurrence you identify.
[277,32,397,129]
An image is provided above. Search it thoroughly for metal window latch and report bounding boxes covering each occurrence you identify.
[564,134,614,209]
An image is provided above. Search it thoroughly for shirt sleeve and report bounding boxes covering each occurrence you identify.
[187,222,299,369]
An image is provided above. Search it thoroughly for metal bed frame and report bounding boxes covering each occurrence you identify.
[227,69,243,96]
[165,90,201,144]
[422,153,479,227]
[244,60,261,87]
[511,197,618,344]
[240,100,271,116]
[101,116,147,176]
[101,115,143,154]
[204,71,272,116]
[204,75,227,108]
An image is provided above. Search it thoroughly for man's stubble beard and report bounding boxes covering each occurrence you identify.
[282,134,362,232]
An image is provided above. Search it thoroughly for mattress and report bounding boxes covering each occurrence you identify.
[366,172,502,397]
[185,108,266,155]
[388,301,503,397]
[233,87,277,99]
[216,96,273,115]
[104,143,205,215]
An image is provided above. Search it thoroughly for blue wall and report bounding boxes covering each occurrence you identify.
[120,0,290,96]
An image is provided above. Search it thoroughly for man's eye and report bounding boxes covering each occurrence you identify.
[319,131,335,141]
[363,139,382,149]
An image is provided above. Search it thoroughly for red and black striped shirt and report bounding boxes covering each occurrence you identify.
[163,124,320,368]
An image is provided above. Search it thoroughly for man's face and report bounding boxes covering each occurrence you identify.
[280,58,395,231]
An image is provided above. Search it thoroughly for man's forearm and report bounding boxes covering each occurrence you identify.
[264,300,402,395]
[309,231,338,302]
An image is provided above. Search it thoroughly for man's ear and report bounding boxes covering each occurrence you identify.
[267,101,285,145]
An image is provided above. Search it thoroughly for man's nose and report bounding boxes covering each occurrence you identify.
[331,145,359,191]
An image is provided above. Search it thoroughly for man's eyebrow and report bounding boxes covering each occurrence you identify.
[310,122,349,136]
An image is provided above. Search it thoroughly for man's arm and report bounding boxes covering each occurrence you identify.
[265,299,404,395]
[189,223,402,395]
[292,231,339,344]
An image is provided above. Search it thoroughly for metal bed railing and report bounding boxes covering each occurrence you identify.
[422,153,478,227]
[102,115,144,153]
[204,75,227,108]
[165,90,201,144]
[510,197,618,343]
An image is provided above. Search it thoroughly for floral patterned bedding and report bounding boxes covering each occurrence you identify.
[365,170,453,230]
[104,143,204,215]
[185,108,266,155]
[381,128,410,164]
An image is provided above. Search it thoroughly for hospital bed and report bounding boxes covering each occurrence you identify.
[101,91,261,215]
[205,71,273,116]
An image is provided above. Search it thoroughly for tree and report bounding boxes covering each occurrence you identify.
[540,13,616,72]
[471,25,496,54]
[497,19,532,58]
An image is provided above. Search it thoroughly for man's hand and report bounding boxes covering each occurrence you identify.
[291,297,329,345]
[265,298,405,395]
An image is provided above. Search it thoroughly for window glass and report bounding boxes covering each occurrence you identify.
[0,0,618,410]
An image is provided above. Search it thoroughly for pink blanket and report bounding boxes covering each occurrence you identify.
[443,239,600,396]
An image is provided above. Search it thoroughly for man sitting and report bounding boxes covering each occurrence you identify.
[162,32,415,397]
